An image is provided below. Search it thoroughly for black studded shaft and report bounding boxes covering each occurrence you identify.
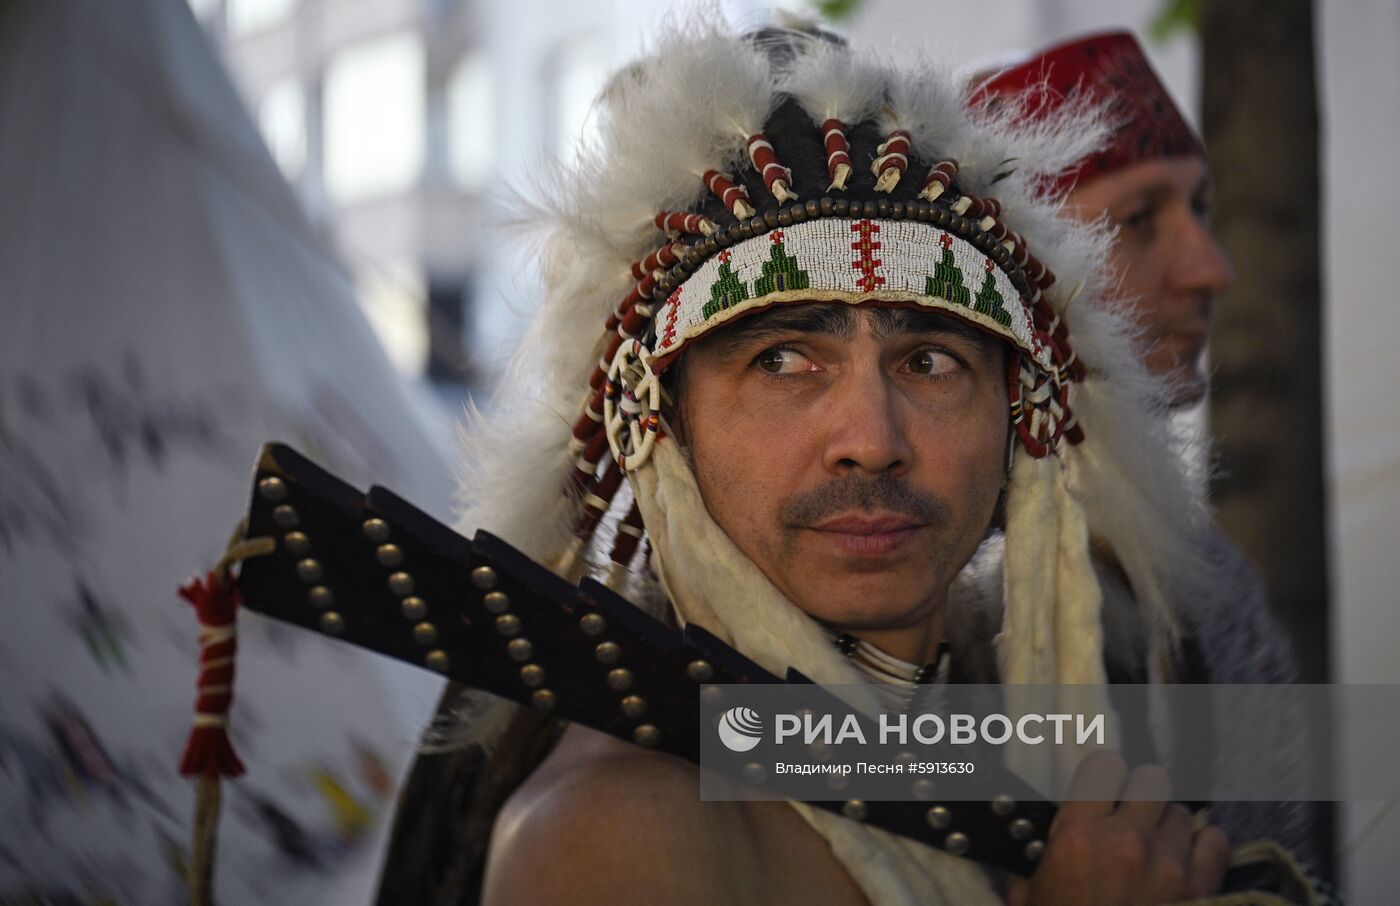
[236,443,1295,892]
[237,443,1058,877]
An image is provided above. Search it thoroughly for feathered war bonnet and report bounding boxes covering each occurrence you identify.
[456,22,1213,774]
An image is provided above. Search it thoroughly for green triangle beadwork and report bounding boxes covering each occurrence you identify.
[702,259,750,321]
[752,240,811,297]
[925,245,972,308]
[973,269,1013,328]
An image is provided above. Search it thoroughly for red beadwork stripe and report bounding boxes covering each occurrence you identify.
[660,286,682,349]
[850,220,886,292]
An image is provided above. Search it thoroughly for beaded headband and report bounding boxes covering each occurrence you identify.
[650,217,1042,368]
[557,90,1088,568]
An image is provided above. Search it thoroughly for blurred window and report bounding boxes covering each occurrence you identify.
[324,31,426,204]
[447,53,495,191]
[259,78,306,178]
[357,263,428,378]
[545,36,609,161]
[227,0,295,36]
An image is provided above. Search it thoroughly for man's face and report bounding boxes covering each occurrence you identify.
[1067,156,1233,406]
[676,304,1009,641]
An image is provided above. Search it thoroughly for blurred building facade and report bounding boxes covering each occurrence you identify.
[184,0,1194,406]
[187,0,616,401]
[186,0,814,401]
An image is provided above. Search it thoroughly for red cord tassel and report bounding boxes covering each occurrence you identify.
[178,571,246,779]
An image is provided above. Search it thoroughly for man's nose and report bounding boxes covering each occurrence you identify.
[1171,213,1234,299]
[820,365,914,476]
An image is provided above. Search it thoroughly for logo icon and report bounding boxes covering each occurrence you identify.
[717,707,764,752]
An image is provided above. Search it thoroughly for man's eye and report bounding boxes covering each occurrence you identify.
[754,347,806,374]
[1121,204,1154,229]
[905,348,959,376]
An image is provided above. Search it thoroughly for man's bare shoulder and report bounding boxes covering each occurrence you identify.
[481,723,868,906]
[482,723,751,905]
[496,723,716,840]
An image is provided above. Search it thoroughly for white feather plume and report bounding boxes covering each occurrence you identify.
[882,58,969,159]
[781,35,884,125]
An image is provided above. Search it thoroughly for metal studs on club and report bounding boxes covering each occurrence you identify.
[471,565,498,589]
[258,477,287,501]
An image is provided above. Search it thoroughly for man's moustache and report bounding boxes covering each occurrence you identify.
[780,474,951,528]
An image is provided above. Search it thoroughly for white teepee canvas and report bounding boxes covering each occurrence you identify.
[0,1,455,902]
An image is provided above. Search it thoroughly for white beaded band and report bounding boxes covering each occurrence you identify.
[650,217,1048,372]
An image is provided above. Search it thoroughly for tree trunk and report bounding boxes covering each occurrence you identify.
[1200,0,1328,683]
[1199,0,1332,876]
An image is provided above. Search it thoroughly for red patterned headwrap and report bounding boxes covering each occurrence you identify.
[968,31,1204,195]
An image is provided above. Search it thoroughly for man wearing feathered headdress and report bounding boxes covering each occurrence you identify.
[424,22,1248,905]
[361,23,1331,906]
